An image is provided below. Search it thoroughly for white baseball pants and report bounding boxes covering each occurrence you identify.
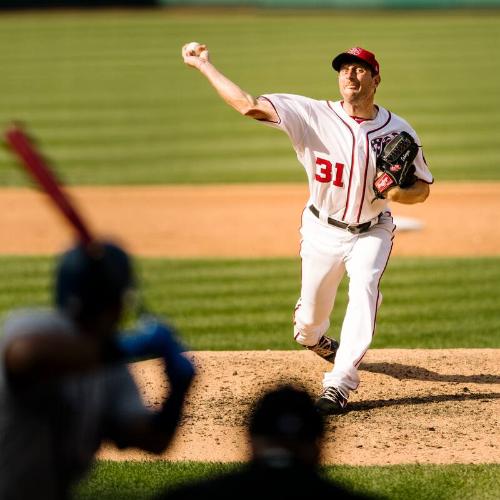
[294,208,395,397]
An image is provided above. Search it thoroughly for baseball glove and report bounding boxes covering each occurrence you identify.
[373,131,419,199]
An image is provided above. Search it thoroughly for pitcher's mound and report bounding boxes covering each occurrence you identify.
[99,349,499,465]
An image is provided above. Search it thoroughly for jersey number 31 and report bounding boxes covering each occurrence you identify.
[315,157,344,187]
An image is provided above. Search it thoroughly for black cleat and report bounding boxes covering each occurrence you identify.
[306,335,339,363]
[315,386,348,415]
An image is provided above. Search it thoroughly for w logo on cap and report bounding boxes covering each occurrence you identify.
[347,47,363,56]
[332,47,380,75]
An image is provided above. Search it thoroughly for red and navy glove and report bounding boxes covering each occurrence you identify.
[373,131,419,199]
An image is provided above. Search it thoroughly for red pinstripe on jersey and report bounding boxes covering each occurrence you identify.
[327,103,392,223]
[326,101,356,222]
[353,214,396,373]
[357,113,392,222]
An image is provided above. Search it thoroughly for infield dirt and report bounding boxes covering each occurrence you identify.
[1,182,500,257]
[100,349,500,465]
[1,182,499,465]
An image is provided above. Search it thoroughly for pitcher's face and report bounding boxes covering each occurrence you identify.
[338,62,380,103]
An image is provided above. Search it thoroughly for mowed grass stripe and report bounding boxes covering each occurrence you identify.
[2,120,494,149]
[0,10,499,185]
[1,256,499,350]
[74,461,500,500]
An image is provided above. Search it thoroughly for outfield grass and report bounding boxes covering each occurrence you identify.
[73,461,500,500]
[0,9,499,185]
[1,255,499,349]
[0,10,498,498]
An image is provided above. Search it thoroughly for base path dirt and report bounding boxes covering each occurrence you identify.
[1,182,500,257]
[99,349,499,465]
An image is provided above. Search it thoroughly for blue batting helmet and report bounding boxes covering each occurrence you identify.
[54,241,135,321]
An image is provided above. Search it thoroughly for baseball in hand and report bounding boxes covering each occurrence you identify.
[183,41,203,57]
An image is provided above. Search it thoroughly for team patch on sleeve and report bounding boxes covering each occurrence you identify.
[371,132,399,157]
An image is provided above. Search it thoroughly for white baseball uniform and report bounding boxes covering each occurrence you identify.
[259,94,433,398]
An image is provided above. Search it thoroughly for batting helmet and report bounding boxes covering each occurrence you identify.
[54,241,135,321]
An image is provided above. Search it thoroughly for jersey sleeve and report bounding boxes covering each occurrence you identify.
[407,129,433,184]
[257,93,312,154]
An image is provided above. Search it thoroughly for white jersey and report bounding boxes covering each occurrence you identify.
[260,94,433,224]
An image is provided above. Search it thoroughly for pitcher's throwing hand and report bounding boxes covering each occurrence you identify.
[182,41,210,69]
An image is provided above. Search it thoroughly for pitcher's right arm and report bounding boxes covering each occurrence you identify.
[182,42,277,122]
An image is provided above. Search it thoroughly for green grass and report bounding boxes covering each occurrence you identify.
[1,10,498,499]
[1,255,499,349]
[73,461,500,500]
[0,9,499,185]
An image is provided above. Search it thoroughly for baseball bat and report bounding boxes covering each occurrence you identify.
[4,123,94,246]
[5,124,164,321]
[4,122,155,313]
[4,124,189,360]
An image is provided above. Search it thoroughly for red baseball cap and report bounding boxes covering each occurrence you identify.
[332,47,380,75]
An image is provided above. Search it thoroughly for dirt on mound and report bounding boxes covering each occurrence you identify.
[99,349,499,465]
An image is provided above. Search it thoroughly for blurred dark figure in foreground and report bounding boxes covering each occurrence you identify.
[0,241,195,500]
[158,385,378,499]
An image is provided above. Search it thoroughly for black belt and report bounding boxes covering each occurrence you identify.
[308,205,374,234]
